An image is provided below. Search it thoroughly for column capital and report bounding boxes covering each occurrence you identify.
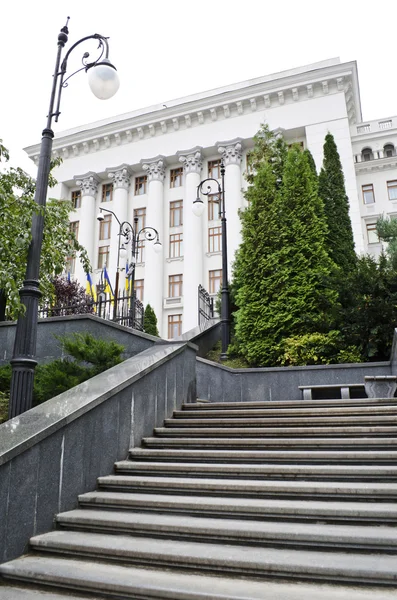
[140,155,166,182]
[177,146,203,175]
[217,138,243,166]
[106,164,133,190]
[74,172,100,197]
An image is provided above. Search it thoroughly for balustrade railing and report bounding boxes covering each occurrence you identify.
[38,291,144,331]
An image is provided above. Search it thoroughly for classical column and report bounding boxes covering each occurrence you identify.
[141,156,166,332]
[177,147,203,332]
[217,138,243,276]
[74,171,99,286]
[107,164,132,296]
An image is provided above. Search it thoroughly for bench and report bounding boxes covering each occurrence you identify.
[299,383,366,401]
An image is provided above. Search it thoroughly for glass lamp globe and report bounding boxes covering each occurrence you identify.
[192,198,205,217]
[119,245,127,259]
[153,241,162,254]
[88,59,120,100]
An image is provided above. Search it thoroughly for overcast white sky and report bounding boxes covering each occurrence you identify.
[2,0,397,175]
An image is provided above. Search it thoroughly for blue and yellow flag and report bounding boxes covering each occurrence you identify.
[103,266,114,299]
[86,272,97,301]
[125,262,131,293]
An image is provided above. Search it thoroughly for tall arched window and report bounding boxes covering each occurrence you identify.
[384,144,395,158]
[362,147,373,161]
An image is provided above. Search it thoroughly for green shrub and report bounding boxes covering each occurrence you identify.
[31,332,125,404]
[0,363,12,392]
[281,331,362,366]
[144,304,159,337]
[58,332,124,375]
[0,391,9,424]
[33,360,92,405]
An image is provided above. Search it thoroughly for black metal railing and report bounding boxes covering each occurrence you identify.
[38,291,144,331]
[198,284,214,326]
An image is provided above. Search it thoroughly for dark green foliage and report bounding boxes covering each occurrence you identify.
[33,360,91,405]
[32,333,124,404]
[233,128,338,367]
[339,254,397,361]
[0,391,8,424]
[144,304,159,336]
[0,363,12,392]
[59,332,124,375]
[318,133,356,274]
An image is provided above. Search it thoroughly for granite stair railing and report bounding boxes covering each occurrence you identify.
[2,397,397,599]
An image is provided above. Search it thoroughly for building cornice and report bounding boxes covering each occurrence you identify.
[355,155,397,174]
[25,60,361,165]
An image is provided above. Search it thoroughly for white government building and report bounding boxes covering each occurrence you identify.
[25,57,397,339]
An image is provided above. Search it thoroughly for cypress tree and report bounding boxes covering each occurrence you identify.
[318,133,356,273]
[144,304,159,336]
[234,145,337,367]
[303,148,317,177]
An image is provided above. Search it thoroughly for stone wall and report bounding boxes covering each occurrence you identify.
[0,342,197,563]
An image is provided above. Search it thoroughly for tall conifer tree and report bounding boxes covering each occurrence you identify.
[318,133,356,273]
[234,141,337,367]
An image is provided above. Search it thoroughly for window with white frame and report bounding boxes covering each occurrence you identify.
[169,233,183,258]
[168,314,182,338]
[387,180,397,201]
[366,223,379,244]
[362,184,375,205]
[208,226,222,253]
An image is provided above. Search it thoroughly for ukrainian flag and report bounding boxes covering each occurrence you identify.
[125,262,131,293]
[103,266,114,299]
[86,272,97,301]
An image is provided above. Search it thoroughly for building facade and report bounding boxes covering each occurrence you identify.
[25,58,397,339]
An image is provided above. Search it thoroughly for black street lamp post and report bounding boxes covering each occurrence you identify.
[193,159,230,360]
[9,19,120,419]
[97,209,162,327]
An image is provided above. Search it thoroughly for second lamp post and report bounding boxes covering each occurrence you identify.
[193,159,230,359]
[97,208,162,326]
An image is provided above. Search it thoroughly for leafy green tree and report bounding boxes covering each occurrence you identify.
[376,215,397,269]
[339,253,397,361]
[233,137,338,366]
[144,304,159,336]
[0,140,90,319]
[318,133,356,274]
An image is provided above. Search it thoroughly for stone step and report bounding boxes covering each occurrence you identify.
[97,474,397,501]
[129,447,397,464]
[142,436,397,449]
[165,415,397,427]
[3,557,397,600]
[183,398,397,410]
[114,460,397,480]
[173,405,397,419]
[154,425,397,437]
[55,508,397,552]
[78,490,397,524]
[18,531,397,585]
[0,587,104,600]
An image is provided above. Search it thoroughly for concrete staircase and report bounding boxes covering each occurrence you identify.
[2,397,397,599]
